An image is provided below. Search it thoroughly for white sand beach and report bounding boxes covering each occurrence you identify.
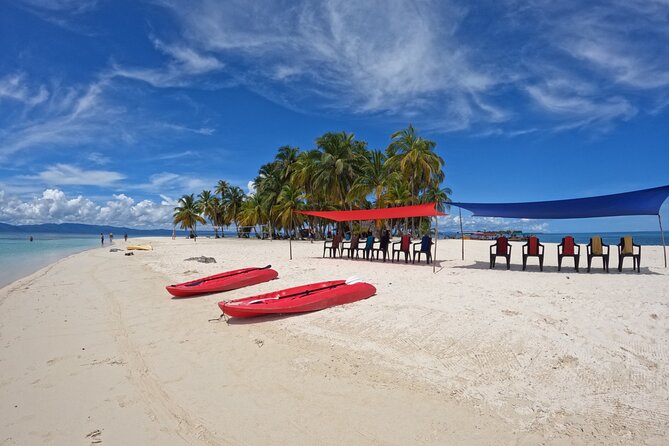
[1,237,667,445]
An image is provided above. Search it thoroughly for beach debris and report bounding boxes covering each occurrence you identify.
[124,252,134,256]
[184,256,216,263]
[109,248,123,252]
[85,429,102,444]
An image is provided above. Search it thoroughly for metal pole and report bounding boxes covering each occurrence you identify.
[289,212,293,260]
[433,215,438,273]
[659,214,667,268]
[459,207,464,260]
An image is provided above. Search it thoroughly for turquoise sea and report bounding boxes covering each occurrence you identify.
[0,233,101,288]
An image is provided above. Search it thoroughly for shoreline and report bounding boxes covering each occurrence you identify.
[1,237,667,444]
[1,230,666,292]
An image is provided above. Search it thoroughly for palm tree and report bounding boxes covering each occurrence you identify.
[197,190,218,237]
[421,184,453,212]
[254,162,283,239]
[273,183,306,237]
[173,194,206,239]
[274,145,300,182]
[214,180,231,237]
[239,194,266,237]
[385,179,412,234]
[312,131,365,210]
[225,186,246,237]
[215,180,230,202]
[387,124,444,233]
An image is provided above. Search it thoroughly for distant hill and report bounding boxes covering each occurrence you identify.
[0,222,173,236]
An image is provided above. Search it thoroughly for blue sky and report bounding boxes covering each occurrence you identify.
[0,0,668,231]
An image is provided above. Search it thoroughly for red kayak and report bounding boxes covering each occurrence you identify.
[218,279,376,318]
[166,266,278,298]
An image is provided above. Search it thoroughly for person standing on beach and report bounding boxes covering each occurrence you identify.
[124,233,128,242]
[100,233,104,246]
[109,233,113,244]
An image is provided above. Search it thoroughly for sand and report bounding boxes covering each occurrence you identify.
[0,236,667,445]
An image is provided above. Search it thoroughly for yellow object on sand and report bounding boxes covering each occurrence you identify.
[127,244,152,251]
[591,237,603,255]
[622,236,633,255]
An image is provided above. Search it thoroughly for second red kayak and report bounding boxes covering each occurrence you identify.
[167,266,278,297]
[218,279,376,318]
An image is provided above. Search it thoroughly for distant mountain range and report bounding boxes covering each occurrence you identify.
[0,222,173,236]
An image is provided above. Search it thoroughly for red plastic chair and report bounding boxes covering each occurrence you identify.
[490,236,512,270]
[522,236,544,271]
[557,236,580,272]
[392,235,412,264]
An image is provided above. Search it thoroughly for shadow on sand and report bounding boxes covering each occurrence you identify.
[451,260,661,275]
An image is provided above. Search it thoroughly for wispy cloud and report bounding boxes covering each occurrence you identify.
[0,74,219,161]
[87,152,111,165]
[0,73,49,106]
[108,37,225,88]
[23,163,126,186]
[137,0,669,134]
[15,0,101,34]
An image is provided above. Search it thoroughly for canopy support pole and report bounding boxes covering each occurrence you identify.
[459,207,464,260]
[433,216,438,273]
[659,214,667,268]
[289,212,293,260]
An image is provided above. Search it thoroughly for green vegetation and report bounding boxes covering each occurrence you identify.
[174,125,450,238]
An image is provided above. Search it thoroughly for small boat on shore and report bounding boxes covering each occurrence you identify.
[127,244,153,251]
[167,266,278,298]
[218,278,376,318]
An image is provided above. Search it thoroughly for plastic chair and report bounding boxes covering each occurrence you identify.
[323,234,342,258]
[341,234,360,259]
[617,236,641,272]
[413,235,433,264]
[557,236,580,272]
[522,236,544,271]
[363,235,376,260]
[490,236,512,269]
[586,236,609,273]
[373,233,391,262]
[392,235,412,263]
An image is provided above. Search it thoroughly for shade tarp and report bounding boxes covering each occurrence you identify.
[451,185,669,219]
[294,203,447,222]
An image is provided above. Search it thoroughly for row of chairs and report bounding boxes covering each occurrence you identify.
[490,236,641,272]
[323,234,434,264]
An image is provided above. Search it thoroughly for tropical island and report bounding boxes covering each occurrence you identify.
[173,126,451,239]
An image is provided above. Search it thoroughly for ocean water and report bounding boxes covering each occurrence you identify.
[0,233,101,288]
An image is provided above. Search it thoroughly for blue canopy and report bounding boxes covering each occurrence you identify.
[451,185,669,219]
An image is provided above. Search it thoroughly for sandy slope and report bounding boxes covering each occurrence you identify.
[0,236,667,445]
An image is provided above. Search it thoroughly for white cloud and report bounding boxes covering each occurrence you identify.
[108,37,224,88]
[247,180,256,195]
[0,75,220,160]
[0,188,173,228]
[139,0,669,134]
[0,73,49,106]
[87,152,111,165]
[26,163,126,186]
[19,0,99,14]
[439,214,550,233]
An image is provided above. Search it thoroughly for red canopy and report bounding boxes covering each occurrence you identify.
[294,203,447,222]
